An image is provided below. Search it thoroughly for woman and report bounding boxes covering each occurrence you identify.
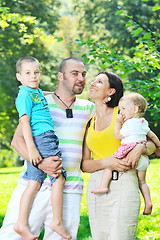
[81,71,155,240]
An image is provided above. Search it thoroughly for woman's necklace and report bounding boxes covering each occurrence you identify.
[54,92,76,118]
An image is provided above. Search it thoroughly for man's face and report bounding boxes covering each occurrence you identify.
[62,60,86,95]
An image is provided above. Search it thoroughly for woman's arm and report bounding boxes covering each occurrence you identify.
[124,139,156,169]
[81,126,130,173]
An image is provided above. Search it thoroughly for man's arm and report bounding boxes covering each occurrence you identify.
[11,123,63,176]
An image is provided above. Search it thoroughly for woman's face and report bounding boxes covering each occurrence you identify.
[89,74,110,101]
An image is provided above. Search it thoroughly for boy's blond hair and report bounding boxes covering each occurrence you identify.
[119,93,148,117]
[16,56,40,73]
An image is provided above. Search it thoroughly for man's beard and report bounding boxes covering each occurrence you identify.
[72,85,84,95]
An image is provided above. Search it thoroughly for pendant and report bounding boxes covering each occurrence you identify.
[66,109,73,118]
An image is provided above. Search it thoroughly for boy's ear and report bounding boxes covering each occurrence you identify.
[16,73,21,82]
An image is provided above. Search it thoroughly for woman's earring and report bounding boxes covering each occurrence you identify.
[108,97,111,102]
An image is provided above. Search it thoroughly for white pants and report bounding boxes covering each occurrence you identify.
[0,183,82,240]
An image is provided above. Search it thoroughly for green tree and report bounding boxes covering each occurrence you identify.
[0,0,60,151]
[76,1,160,136]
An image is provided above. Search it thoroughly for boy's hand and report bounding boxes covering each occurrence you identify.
[29,146,42,165]
[155,147,160,156]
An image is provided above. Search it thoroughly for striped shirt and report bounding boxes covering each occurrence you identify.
[18,94,95,194]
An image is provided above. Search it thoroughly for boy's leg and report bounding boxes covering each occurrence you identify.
[0,183,51,240]
[49,174,72,240]
[13,180,41,240]
[138,170,152,215]
[91,169,112,194]
[43,193,82,240]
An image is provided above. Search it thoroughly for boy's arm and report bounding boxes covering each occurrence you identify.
[20,114,42,165]
[115,114,124,140]
[11,123,63,176]
[147,130,160,156]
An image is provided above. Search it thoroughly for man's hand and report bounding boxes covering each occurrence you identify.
[38,156,63,177]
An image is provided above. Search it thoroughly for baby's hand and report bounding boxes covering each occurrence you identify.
[116,114,124,124]
[155,147,160,157]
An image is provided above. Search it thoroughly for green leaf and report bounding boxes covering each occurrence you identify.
[90,59,95,64]
[152,6,160,11]
[143,32,151,39]
[125,20,134,27]
[132,27,143,36]
[115,10,124,16]
[83,55,90,63]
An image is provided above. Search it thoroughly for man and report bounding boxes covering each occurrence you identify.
[0,58,131,240]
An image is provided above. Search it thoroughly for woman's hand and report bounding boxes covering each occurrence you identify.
[102,156,131,172]
[123,144,145,169]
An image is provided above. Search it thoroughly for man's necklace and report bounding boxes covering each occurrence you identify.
[54,92,76,118]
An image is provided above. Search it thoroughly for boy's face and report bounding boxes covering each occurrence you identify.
[16,61,41,89]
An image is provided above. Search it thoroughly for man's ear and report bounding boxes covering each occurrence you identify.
[58,72,63,82]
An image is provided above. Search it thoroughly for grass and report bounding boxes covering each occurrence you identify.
[0,159,160,239]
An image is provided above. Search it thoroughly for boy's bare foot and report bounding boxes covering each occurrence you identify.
[91,187,109,194]
[50,221,72,240]
[143,202,153,215]
[13,223,38,240]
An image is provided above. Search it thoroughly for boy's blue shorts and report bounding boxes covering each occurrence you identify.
[23,130,66,184]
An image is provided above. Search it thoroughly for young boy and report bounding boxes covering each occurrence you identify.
[13,56,72,240]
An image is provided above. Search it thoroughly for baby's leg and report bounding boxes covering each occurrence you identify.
[13,180,41,240]
[138,170,152,215]
[91,169,112,194]
[49,173,72,240]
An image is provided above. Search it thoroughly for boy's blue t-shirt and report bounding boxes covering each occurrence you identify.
[16,86,54,136]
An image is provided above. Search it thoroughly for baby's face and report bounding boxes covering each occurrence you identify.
[16,61,41,89]
[119,99,137,122]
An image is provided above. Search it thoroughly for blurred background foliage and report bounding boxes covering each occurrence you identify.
[0,0,160,166]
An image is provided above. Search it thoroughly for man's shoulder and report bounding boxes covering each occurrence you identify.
[76,98,94,107]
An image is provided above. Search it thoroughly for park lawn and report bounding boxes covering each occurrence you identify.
[0,159,160,239]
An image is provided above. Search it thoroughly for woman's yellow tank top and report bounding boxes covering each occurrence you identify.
[86,106,121,160]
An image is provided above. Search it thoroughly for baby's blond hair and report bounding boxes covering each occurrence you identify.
[119,93,148,117]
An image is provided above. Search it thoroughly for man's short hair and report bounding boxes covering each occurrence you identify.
[59,58,84,73]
